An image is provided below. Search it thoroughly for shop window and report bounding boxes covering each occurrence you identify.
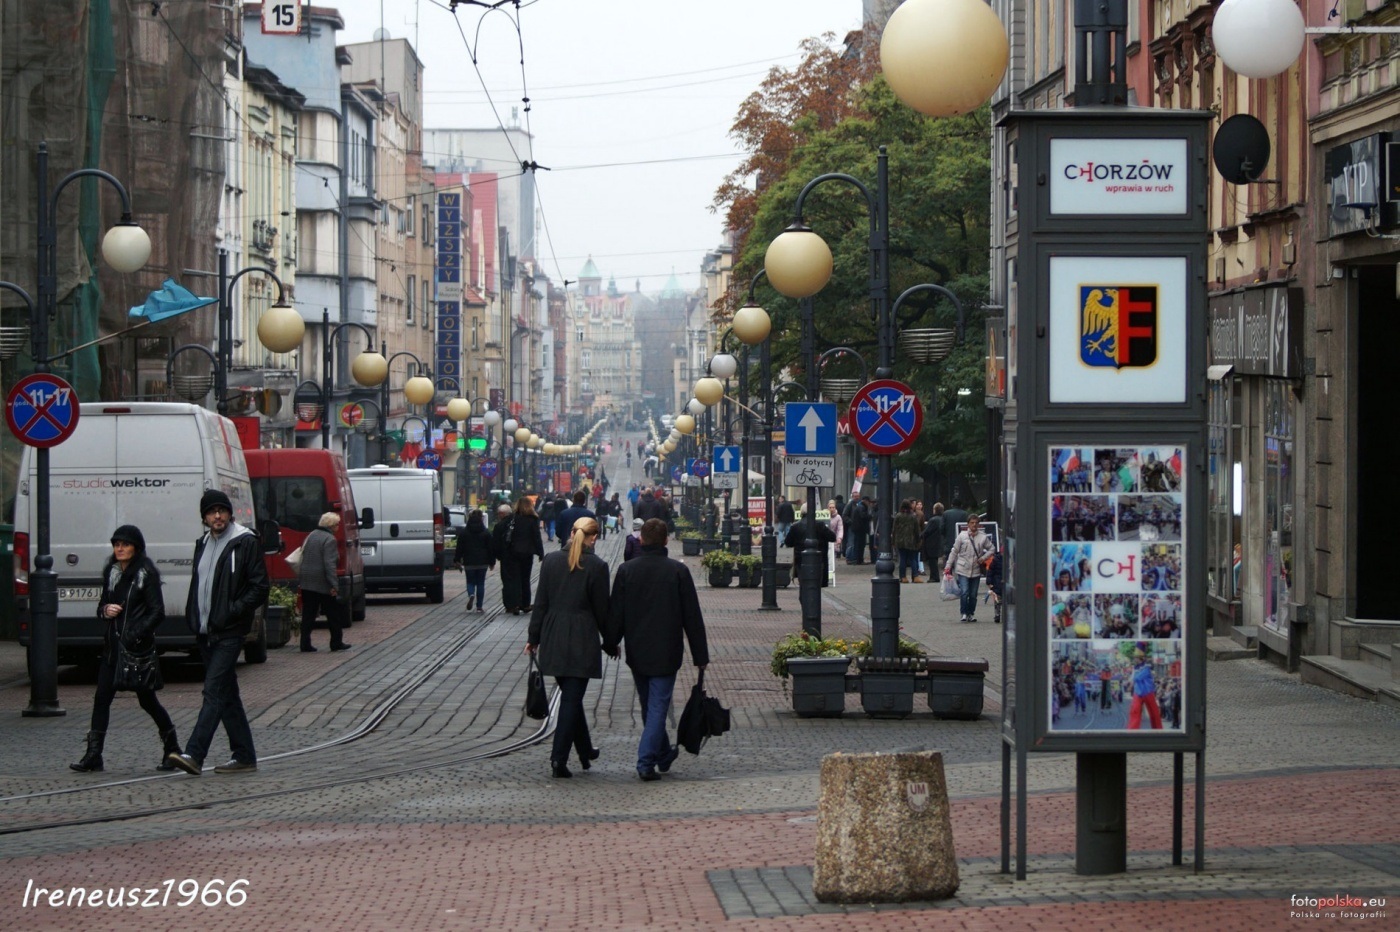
[1206,379,1238,600]
[1262,380,1294,632]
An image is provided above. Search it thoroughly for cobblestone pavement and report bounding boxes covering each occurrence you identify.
[0,447,1396,928]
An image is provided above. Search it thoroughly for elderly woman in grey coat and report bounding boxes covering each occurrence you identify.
[526,516,613,778]
[300,512,349,652]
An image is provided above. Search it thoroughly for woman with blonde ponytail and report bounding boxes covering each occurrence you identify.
[526,517,613,778]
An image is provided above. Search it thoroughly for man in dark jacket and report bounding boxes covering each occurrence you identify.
[846,497,872,565]
[555,491,595,547]
[775,495,795,547]
[604,518,709,781]
[633,488,662,523]
[942,500,970,560]
[167,489,269,776]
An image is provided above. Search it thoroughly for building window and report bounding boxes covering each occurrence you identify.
[407,274,416,324]
[471,317,480,350]
[406,197,414,237]
[423,281,431,326]
[1206,379,1237,601]
[1262,380,1294,632]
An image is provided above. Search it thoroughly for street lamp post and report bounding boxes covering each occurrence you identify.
[7,142,152,716]
[373,344,434,464]
[167,249,302,416]
[272,310,385,460]
[730,273,779,611]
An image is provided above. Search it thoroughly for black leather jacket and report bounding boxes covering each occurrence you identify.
[185,524,269,639]
[98,555,164,654]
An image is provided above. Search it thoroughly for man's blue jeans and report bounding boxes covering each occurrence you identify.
[631,671,677,772]
[186,634,256,765]
[957,574,982,619]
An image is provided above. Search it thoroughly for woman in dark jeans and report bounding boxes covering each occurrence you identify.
[454,508,495,613]
[527,517,612,778]
[70,525,179,772]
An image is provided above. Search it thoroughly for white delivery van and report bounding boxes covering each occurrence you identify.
[14,402,277,665]
[348,466,445,603]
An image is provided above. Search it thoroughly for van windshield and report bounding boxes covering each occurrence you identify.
[252,476,328,533]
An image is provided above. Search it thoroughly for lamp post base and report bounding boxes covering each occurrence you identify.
[799,545,824,636]
[759,528,780,611]
[870,550,900,657]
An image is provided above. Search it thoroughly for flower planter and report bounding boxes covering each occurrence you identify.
[736,564,760,588]
[699,538,722,555]
[774,563,792,588]
[681,538,701,557]
[707,567,734,588]
[857,657,923,720]
[264,605,291,649]
[787,656,849,717]
[926,657,989,720]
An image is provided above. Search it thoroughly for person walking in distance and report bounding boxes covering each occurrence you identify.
[555,490,596,548]
[167,490,269,776]
[944,512,994,623]
[892,500,923,583]
[941,499,969,568]
[604,519,709,781]
[490,505,517,612]
[526,517,612,778]
[70,525,180,773]
[623,517,644,562]
[454,508,495,613]
[505,497,545,614]
[299,512,350,653]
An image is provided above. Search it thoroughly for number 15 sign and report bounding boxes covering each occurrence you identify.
[262,2,302,35]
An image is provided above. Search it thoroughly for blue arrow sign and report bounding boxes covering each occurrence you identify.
[671,465,683,483]
[713,445,741,473]
[686,458,697,475]
[784,402,837,456]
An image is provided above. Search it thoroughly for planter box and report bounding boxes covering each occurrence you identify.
[774,563,792,588]
[788,657,849,717]
[736,565,760,588]
[699,539,722,555]
[264,606,291,649]
[860,672,918,720]
[681,538,701,556]
[926,657,988,720]
[707,568,734,588]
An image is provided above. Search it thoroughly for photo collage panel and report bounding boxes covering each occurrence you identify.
[1048,446,1186,733]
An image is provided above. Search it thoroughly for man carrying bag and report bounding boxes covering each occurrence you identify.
[604,519,709,781]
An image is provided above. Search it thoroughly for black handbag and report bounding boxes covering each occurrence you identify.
[113,630,163,693]
[524,654,549,720]
[677,669,731,755]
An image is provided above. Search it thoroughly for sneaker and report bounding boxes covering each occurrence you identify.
[213,759,257,774]
[658,744,680,773]
[166,752,202,776]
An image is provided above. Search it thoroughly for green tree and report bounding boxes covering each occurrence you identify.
[728,73,994,497]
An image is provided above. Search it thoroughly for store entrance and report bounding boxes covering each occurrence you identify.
[1356,264,1400,619]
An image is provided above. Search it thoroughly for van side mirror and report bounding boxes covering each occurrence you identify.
[259,519,282,555]
[360,507,374,530]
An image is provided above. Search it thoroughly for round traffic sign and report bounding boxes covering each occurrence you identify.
[848,379,923,454]
[691,459,710,478]
[6,373,80,448]
[417,450,442,470]
[478,457,499,478]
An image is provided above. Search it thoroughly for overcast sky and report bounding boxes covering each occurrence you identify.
[328,0,863,293]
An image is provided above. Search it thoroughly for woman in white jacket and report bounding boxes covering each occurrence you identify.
[944,513,994,623]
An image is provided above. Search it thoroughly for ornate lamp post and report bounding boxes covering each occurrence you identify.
[167,249,301,417]
[730,276,778,610]
[5,143,151,716]
[271,310,385,459]
[371,345,433,464]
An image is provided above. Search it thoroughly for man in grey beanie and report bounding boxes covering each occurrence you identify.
[166,489,269,776]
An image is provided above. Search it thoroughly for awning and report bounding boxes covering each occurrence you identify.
[1206,364,1235,381]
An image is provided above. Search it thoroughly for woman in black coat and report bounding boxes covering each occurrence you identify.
[503,497,545,615]
[526,517,612,778]
[71,525,179,773]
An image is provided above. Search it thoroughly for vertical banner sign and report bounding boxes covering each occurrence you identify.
[437,192,463,388]
[1047,444,1186,733]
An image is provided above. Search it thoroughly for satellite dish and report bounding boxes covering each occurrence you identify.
[1212,114,1271,184]
[372,27,392,40]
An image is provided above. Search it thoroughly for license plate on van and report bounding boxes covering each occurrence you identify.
[59,587,101,601]
[361,544,374,555]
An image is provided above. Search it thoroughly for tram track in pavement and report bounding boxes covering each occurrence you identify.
[0,450,637,838]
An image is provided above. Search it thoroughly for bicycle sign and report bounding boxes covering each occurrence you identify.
[783,455,835,488]
[848,379,923,455]
[6,373,80,449]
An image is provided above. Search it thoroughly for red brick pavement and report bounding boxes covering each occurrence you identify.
[5,768,1392,929]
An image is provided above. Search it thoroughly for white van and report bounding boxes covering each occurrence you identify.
[348,466,445,603]
[14,402,277,665]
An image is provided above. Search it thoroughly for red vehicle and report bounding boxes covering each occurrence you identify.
[244,449,368,621]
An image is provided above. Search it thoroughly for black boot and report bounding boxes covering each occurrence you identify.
[155,728,180,771]
[70,731,105,772]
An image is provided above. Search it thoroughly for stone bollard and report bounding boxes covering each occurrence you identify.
[812,750,958,903]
